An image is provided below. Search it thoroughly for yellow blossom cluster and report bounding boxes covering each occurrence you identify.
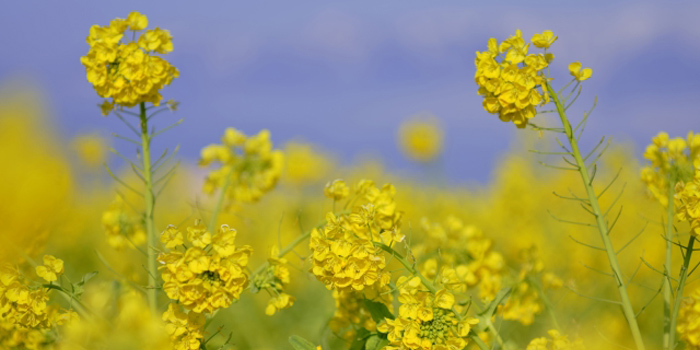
[415,217,505,300]
[163,303,206,350]
[641,131,700,206]
[1,262,75,350]
[80,12,179,112]
[526,330,585,350]
[310,180,405,292]
[200,128,285,204]
[675,163,700,236]
[102,195,147,250]
[158,222,253,313]
[252,246,295,316]
[474,30,554,128]
[328,289,393,340]
[378,280,479,350]
[283,141,332,184]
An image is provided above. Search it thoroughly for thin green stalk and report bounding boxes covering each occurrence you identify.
[546,82,645,350]
[669,236,695,349]
[663,177,676,350]
[139,102,158,312]
[530,277,561,331]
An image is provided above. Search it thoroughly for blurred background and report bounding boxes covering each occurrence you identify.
[1,0,699,183]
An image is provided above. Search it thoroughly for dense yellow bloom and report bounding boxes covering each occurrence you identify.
[158,222,252,313]
[526,330,585,350]
[398,116,444,162]
[310,180,404,293]
[61,286,171,350]
[35,255,64,282]
[1,263,76,349]
[378,285,478,350]
[531,30,557,49]
[641,131,700,206]
[200,128,284,204]
[675,166,700,236]
[324,179,350,200]
[475,30,551,128]
[80,12,179,110]
[499,280,542,326]
[163,303,206,350]
[102,195,147,250]
[568,61,592,81]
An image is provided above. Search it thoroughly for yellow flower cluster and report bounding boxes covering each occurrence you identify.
[398,116,444,162]
[675,164,700,236]
[61,286,171,350]
[310,180,404,292]
[252,246,295,316]
[1,263,75,349]
[80,12,179,111]
[474,30,553,128]
[283,141,332,184]
[526,330,585,350]
[415,217,505,300]
[641,131,700,206]
[158,222,253,313]
[200,128,285,204]
[329,289,392,340]
[378,281,479,350]
[163,303,206,350]
[102,195,147,250]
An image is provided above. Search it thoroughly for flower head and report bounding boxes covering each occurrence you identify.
[398,115,444,162]
[568,61,592,81]
[531,30,558,49]
[35,255,64,282]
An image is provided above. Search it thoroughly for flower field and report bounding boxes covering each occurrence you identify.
[1,8,700,350]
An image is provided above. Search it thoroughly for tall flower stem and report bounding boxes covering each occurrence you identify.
[663,178,676,350]
[139,102,158,311]
[207,170,233,234]
[669,235,695,349]
[546,82,645,350]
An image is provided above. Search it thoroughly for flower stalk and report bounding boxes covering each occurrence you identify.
[139,102,158,311]
[546,82,645,350]
[663,176,676,350]
[669,235,696,349]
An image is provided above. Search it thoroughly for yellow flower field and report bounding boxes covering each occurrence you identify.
[1,10,699,350]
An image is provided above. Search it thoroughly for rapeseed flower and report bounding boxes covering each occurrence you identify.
[398,116,444,162]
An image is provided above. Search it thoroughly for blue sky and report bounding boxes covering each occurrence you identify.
[1,1,699,183]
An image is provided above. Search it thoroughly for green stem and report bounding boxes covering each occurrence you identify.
[669,236,695,349]
[546,82,645,350]
[530,277,561,331]
[663,177,676,350]
[139,102,158,312]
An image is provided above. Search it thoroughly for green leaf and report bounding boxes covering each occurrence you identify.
[289,335,317,350]
[363,299,394,323]
[78,271,99,286]
[349,328,370,350]
[365,335,389,350]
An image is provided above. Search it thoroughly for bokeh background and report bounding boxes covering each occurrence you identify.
[1,0,699,182]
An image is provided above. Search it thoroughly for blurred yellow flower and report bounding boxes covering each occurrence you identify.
[72,133,109,168]
[526,330,585,350]
[324,179,350,200]
[284,141,332,184]
[35,255,64,282]
[398,116,444,162]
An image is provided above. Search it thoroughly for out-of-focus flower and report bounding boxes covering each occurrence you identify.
[72,133,109,168]
[526,330,585,350]
[675,163,700,236]
[398,116,444,162]
[200,128,284,204]
[284,141,332,184]
[35,255,64,282]
[102,195,147,250]
[324,179,350,201]
[641,131,699,206]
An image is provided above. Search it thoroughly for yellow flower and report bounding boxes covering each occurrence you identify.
[475,30,551,128]
[35,255,64,282]
[126,11,148,31]
[163,303,205,350]
[284,141,332,184]
[531,30,557,49]
[568,61,592,81]
[398,116,444,162]
[201,128,285,204]
[71,133,109,168]
[158,222,252,314]
[81,13,179,110]
[676,174,700,236]
[102,195,147,250]
[641,131,699,206]
[265,292,295,315]
[324,179,350,200]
